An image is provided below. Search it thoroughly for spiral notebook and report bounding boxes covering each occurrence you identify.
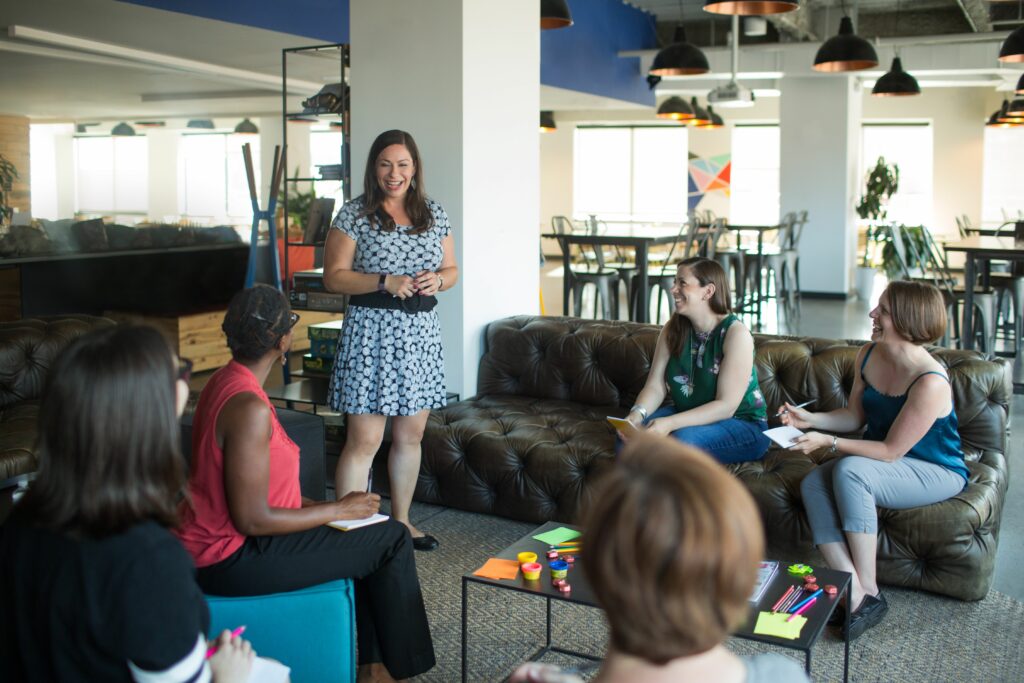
[750,560,779,603]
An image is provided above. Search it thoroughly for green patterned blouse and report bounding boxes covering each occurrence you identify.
[663,314,766,421]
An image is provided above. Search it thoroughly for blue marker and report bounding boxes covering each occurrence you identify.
[789,588,824,613]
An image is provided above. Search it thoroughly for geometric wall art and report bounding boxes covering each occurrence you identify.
[687,152,731,212]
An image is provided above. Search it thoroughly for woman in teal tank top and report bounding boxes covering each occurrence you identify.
[781,281,968,642]
[622,257,770,464]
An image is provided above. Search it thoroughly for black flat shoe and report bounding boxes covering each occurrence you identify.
[843,592,888,641]
[412,534,439,551]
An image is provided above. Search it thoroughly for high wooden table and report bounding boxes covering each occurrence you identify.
[943,235,1024,393]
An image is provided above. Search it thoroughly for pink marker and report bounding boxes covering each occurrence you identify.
[206,625,246,659]
[787,597,816,622]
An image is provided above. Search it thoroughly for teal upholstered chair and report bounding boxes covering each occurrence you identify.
[205,578,356,683]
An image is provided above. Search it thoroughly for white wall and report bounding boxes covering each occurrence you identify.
[351,0,539,398]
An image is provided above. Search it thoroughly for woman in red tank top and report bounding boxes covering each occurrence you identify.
[175,285,435,683]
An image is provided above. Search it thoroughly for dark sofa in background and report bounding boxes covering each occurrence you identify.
[0,316,116,480]
[420,316,1012,601]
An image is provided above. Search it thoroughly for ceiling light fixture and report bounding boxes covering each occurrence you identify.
[541,0,573,30]
[187,119,215,129]
[999,26,1024,63]
[540,111,557,133]
[871,2,919,97]
[134,121,165,128]
[695,105,725,129]
[708,16,755,108]
[813,12,878,73]
[703,0,798,16]
[688,97,712,126]
[657,96,696,121]
[987,100,1023,127]
[111,122,135,136]
[234,118,259,134]
[650,1,710,77]
[1016,72,1024,95]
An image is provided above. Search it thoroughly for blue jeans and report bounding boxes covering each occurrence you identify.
[640,405,771,465]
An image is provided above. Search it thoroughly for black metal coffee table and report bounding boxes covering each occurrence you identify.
[461,521,852,683]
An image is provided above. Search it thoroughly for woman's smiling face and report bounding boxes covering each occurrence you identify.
[869,290,896,341]
[671,265,712,313]
[375,144,415,199]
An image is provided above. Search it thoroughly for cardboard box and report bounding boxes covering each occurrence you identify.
[302,353,333,375]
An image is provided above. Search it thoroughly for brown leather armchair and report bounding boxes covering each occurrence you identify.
[421,316,1011,600]
[0,316,115,481]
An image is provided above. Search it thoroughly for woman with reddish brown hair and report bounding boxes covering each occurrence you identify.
[622,256,770,464]
[511,433,808,683]
[783,280,967,641]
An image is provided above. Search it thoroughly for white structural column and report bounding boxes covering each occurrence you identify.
[779,76,862,296]
[350,0,540,398]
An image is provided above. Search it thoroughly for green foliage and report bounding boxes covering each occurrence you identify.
[857,157,900,268]
[878,224,929,280]
[278,168,317,230]
[0,153,20,226]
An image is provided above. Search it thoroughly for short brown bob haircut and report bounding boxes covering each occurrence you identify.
[883,280,947,345]
[581,433,764,664]
[13,325,184,537]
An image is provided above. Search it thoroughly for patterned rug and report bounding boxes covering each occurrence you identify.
[396,501,1024,683]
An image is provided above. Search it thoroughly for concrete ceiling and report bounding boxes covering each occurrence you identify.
[0,0,339,121]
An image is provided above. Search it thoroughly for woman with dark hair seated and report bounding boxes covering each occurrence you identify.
[783,281,968,640]
[622,256,770,464]
[0,325,253,682]
[175,284,435,683]
[511,433,809,683]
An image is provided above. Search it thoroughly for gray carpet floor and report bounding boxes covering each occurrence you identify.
[394,500,1024,683]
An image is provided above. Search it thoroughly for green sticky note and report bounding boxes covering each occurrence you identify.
[753,611,806,640]
[532,527,581,546]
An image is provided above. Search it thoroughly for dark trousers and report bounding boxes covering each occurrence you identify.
[196,519,435,679]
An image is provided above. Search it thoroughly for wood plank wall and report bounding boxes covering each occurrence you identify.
[0,115,29,320]
[0,115,30,217]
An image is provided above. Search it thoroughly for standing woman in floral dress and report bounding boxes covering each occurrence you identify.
[323,129,458,551]
[621,256,770,464]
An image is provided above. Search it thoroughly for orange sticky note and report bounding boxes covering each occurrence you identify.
[473,558,521,580]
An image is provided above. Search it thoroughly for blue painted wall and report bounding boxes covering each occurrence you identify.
[117,0,348,43]
[541,0,657,106]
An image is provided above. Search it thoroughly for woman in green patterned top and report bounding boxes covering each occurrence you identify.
[622,257,770,464]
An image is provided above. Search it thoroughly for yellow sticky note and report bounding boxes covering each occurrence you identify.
[473,558,520,580]
[753,611,806,640]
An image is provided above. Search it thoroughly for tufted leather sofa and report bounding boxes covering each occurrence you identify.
[0,316,115,481]
[420,316,1012,600]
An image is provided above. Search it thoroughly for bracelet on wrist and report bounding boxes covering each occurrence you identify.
[630,404,648,421]
[830,435,838,453]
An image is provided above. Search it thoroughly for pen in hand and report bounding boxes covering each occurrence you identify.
[777,399,814,416]
[205,625,246,659]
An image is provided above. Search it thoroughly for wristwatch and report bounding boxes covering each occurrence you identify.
[377,273,387,293]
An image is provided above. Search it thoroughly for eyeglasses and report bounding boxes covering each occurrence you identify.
[250,311,300,331]
[177,357,194,384]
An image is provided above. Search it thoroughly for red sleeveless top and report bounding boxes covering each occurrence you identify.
[175,360,301,567]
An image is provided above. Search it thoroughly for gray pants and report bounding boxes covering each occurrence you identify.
[800,455,966,545]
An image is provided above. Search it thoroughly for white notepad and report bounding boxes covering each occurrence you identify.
[249,656,290,683]
[327,513,389,532]
[762,425,804,449]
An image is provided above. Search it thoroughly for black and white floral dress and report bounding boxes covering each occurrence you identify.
[326,196,450,416]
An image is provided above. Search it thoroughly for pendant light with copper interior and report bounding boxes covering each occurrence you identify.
[650,1,710,77]
[703,0,798,16]
[657,96,696,121]
[813,12,878,73]
[541,0,573,30]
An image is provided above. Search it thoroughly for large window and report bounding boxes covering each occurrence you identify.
[574,126,688,223]
[981,127,1024,227]
[178,133,258,224]
[309,129,345,202]
[74,136,148,222]
[730,125,779,225]
[860,124,933,227]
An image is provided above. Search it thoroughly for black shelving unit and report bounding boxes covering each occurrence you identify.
[281,42,350,299]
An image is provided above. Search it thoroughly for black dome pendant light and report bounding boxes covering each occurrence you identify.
[813,3,878,73]
[871,3,919,97]
[541,0,573,30]
[703,0,798,16]
[649,0,710,77]
[656,96,696,121]
[688,97,712,126]
[1016,72,1024,95]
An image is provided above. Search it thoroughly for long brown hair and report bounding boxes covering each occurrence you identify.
[14,325,185,537]
[359,129,433,235]
[582,433,764,663]
[665,257,732,356]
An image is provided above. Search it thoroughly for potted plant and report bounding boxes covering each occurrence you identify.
[0,153,20,231]
[854,157,899,301]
